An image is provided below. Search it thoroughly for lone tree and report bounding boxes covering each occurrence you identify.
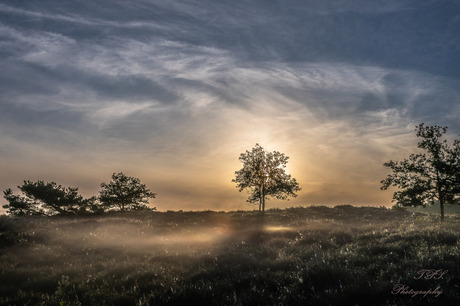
[232,144,301,212]
[3,180,86,216]
[99,172,156,211]
[381,123,460,222]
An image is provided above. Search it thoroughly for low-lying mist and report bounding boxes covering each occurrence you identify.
[1,206,459,305]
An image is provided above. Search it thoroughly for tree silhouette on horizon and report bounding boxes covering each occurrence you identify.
[232,144,301,212]
[99,172,156,212]
[2,180,86,216]
[381,123,460,222]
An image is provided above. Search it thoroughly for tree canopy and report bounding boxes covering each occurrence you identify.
[2,180,86,216]
[232,144,301,212]
[381,123,460,221]
[99,172,156,211]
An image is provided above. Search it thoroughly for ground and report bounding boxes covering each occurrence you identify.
[0,205,459,305]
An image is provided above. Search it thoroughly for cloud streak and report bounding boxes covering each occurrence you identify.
[1,0,459,211]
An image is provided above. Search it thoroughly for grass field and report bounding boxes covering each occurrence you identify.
[0,206,459,305]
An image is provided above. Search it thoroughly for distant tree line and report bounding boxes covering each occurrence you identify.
[2,172,156,216]
[4,124,459,221]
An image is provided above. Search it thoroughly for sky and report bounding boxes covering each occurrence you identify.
[1,0,459,212]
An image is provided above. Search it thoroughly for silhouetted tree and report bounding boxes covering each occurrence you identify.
[77,196,106,215]
[99,172,156,211]
[2,180,85,216]
[232,144,301,212]
[381,123,460,222]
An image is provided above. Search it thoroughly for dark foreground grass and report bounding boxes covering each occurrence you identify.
[0,206,459,305]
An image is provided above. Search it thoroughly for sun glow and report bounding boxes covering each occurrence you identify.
[264,226,294,232]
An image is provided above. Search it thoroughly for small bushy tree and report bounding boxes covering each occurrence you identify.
[2,180,85,216]
[232,144,301,212]
[99,172,156,211]
[381,123,460,221]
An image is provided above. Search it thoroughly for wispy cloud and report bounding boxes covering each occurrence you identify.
[1,0,459,210]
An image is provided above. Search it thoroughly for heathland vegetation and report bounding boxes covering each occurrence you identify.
[0,206,459,305]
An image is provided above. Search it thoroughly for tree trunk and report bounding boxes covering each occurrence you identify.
[435,173,444,222]
[262,185,266,212]
[259,186,262,211]
[440,198,445,222]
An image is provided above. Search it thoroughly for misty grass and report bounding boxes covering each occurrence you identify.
[1,206,459,305]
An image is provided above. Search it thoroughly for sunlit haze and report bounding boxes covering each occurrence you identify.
[1,1,459,211]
